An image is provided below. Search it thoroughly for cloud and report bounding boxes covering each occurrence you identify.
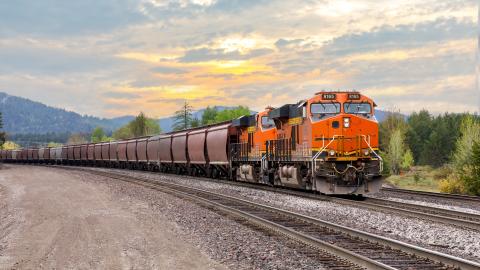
[151,66,187,74]
[178,47,273,62]
[0,0,146,37]
[0,0,478,118]
[324,17,476,56]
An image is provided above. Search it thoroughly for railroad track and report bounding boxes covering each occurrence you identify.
[333,197,480,231]
[57,166,480,270]
[103,167,480,231]
[381,187,480,203]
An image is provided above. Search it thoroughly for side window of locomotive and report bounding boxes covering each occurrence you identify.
[261,116,275,130]
[310,103,340,121]
[344,102,372,118]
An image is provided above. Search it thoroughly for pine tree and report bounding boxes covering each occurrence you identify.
[172,101,193,131]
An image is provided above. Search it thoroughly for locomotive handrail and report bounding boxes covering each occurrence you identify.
[361,135,383,173]
[312,135,342,174]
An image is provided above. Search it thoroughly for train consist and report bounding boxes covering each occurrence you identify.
[1,91,383,195]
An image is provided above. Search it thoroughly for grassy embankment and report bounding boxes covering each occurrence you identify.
[384,166,450,192]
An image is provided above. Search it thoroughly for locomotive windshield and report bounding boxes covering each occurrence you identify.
[344,102,372,114]
[261,116,275,129]
[311,103,340,114]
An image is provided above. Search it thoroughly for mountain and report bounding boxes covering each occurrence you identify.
[0,92,133,134]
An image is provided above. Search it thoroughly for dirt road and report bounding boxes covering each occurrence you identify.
[0,165,225,270]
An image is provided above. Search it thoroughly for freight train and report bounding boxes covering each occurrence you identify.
[0,91,383,195]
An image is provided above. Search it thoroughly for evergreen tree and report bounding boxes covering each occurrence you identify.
[172,101,193,131]
[405,110,432,164]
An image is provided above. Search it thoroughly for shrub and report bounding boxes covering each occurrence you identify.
[439,176,464,194]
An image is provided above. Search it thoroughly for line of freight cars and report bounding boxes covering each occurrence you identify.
[1,122,236,178]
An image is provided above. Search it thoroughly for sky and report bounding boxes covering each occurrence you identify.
[0,0,478,118]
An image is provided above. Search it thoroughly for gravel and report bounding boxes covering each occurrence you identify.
[87,168,480,263]
[380,197,480,215]
[373,191,480,212]
[73,168,364,270]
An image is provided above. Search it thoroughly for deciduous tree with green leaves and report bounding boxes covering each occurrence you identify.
[113,112,160,140]
[201,106,218,125]
[91,127,107,143]
[214,106,250,123]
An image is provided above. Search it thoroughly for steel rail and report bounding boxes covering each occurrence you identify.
[332,197,480,231]
[381,187,480,202]
[60,166,480,270]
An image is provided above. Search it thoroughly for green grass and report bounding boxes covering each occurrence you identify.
[385,166,451,192]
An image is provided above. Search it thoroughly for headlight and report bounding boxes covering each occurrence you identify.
[363,149,370,156]
[344,117,350,128]
[329,150,336,156]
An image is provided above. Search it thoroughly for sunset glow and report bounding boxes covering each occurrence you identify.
[0,0,477,117]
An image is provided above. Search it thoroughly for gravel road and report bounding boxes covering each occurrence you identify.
[0,165,224,270]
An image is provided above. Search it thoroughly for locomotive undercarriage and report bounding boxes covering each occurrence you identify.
[314,159,382,195]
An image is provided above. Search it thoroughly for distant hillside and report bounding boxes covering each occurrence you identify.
[0,92,132,134]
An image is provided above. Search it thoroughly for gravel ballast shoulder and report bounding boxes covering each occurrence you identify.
[92,168,480,263]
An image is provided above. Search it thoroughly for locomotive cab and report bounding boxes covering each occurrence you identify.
[231,108,278,183]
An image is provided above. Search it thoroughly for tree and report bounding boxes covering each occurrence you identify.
[401,149,414,170]
[173,101,193,131]
[91,127,107,143]
[452,116,480,174]
[112,112,160,140]
[465,141,480,195]
[214,106,250,122]
[191,118,200,128]
[130,112,149,137]
[379,111,407,151]
[202,106,218,125]
[2,141,20,150]
[387,129,406,175]
[405,110,432,164]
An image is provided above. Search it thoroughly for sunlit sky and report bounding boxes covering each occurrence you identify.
[0,0,477,118]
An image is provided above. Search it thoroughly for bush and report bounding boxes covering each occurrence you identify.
[439,176,465,194]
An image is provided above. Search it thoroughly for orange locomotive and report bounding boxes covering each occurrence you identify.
[231,91,382,195]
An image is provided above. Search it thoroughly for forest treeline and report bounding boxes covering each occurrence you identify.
[380,110,480,195]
